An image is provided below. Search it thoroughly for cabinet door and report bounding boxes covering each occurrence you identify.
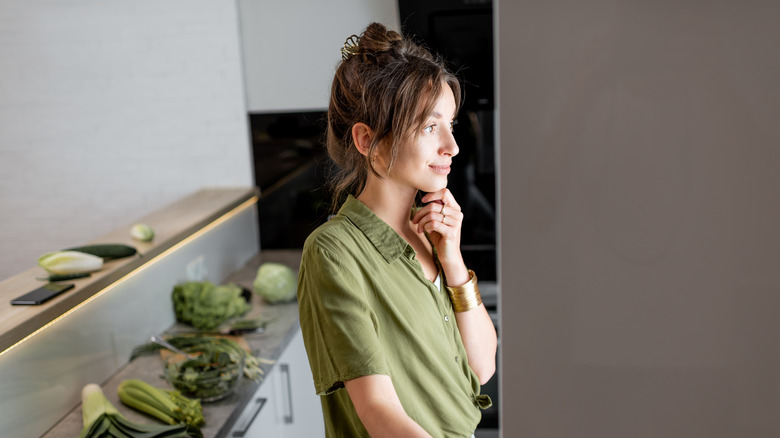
[228,365,281,438]
[275,327,325,438]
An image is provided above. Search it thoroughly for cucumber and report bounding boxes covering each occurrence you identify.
[36,272,92,282]
[64,243,138,260]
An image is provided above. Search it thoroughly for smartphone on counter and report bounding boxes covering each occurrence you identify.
[10,283,75,305]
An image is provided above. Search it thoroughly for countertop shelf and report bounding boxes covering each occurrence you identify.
[42,249,303,438]
[0,187,259,353]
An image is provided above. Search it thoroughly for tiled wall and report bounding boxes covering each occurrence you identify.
[0,0,253,280]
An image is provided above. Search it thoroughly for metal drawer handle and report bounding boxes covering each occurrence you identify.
[280,363,294,424]
[232,397,267,437]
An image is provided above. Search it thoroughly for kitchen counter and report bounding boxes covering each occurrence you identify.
[41,249,304,438]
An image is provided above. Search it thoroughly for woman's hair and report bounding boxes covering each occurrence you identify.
[326,22,461,210]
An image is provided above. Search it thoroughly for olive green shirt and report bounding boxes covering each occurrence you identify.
[297,195,491,437]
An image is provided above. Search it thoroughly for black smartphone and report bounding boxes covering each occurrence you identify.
[10,283,75,305]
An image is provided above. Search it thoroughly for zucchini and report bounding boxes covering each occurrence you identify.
[65,243,138,260]
[37,272,92,282]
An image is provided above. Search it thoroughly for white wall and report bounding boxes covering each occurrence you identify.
[498,0,780,436]
[0,0,253,281]
[237,0,399,113]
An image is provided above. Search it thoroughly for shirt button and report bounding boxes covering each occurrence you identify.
[444,315,449,322]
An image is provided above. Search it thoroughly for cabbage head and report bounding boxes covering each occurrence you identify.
[252,262,297,304]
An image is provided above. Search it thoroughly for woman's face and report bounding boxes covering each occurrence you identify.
[380,85,459,194]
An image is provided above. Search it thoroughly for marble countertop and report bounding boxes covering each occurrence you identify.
[42,249,303,438]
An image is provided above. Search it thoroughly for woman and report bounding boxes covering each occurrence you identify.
[297,22,497,437]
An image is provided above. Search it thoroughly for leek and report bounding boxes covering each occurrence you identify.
[79,383,198,438]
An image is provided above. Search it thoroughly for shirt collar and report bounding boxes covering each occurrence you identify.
[338,195,412,263]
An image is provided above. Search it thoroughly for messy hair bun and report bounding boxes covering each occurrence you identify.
[326,22,461,210]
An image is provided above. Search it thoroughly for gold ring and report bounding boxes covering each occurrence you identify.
[440,204,445,214]
[442,215,446,224]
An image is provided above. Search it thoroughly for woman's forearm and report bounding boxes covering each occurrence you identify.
[454,303,497,385]
[345,374,432,438]
[441,262,498,384]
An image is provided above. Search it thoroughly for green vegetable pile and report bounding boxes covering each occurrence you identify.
[172,281,251,331]
[131,335,272,383]
[163,348,244,401]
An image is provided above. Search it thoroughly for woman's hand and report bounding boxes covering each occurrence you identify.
[412,189,497,383]
[411,189,469,285]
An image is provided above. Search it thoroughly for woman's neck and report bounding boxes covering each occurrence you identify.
[357,178,417,235]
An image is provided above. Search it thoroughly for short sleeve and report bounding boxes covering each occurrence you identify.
[297,242,390,395]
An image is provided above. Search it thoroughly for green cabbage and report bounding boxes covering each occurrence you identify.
[252,262,297,304]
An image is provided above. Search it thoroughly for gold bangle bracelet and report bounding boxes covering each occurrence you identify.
[446,269,482,313]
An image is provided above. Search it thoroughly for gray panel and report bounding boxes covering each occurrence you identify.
[498,1,780,436]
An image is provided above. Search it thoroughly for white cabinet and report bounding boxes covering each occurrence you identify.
[272,327,326,437]
[228,327,325,438]
[228,372,280,438]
